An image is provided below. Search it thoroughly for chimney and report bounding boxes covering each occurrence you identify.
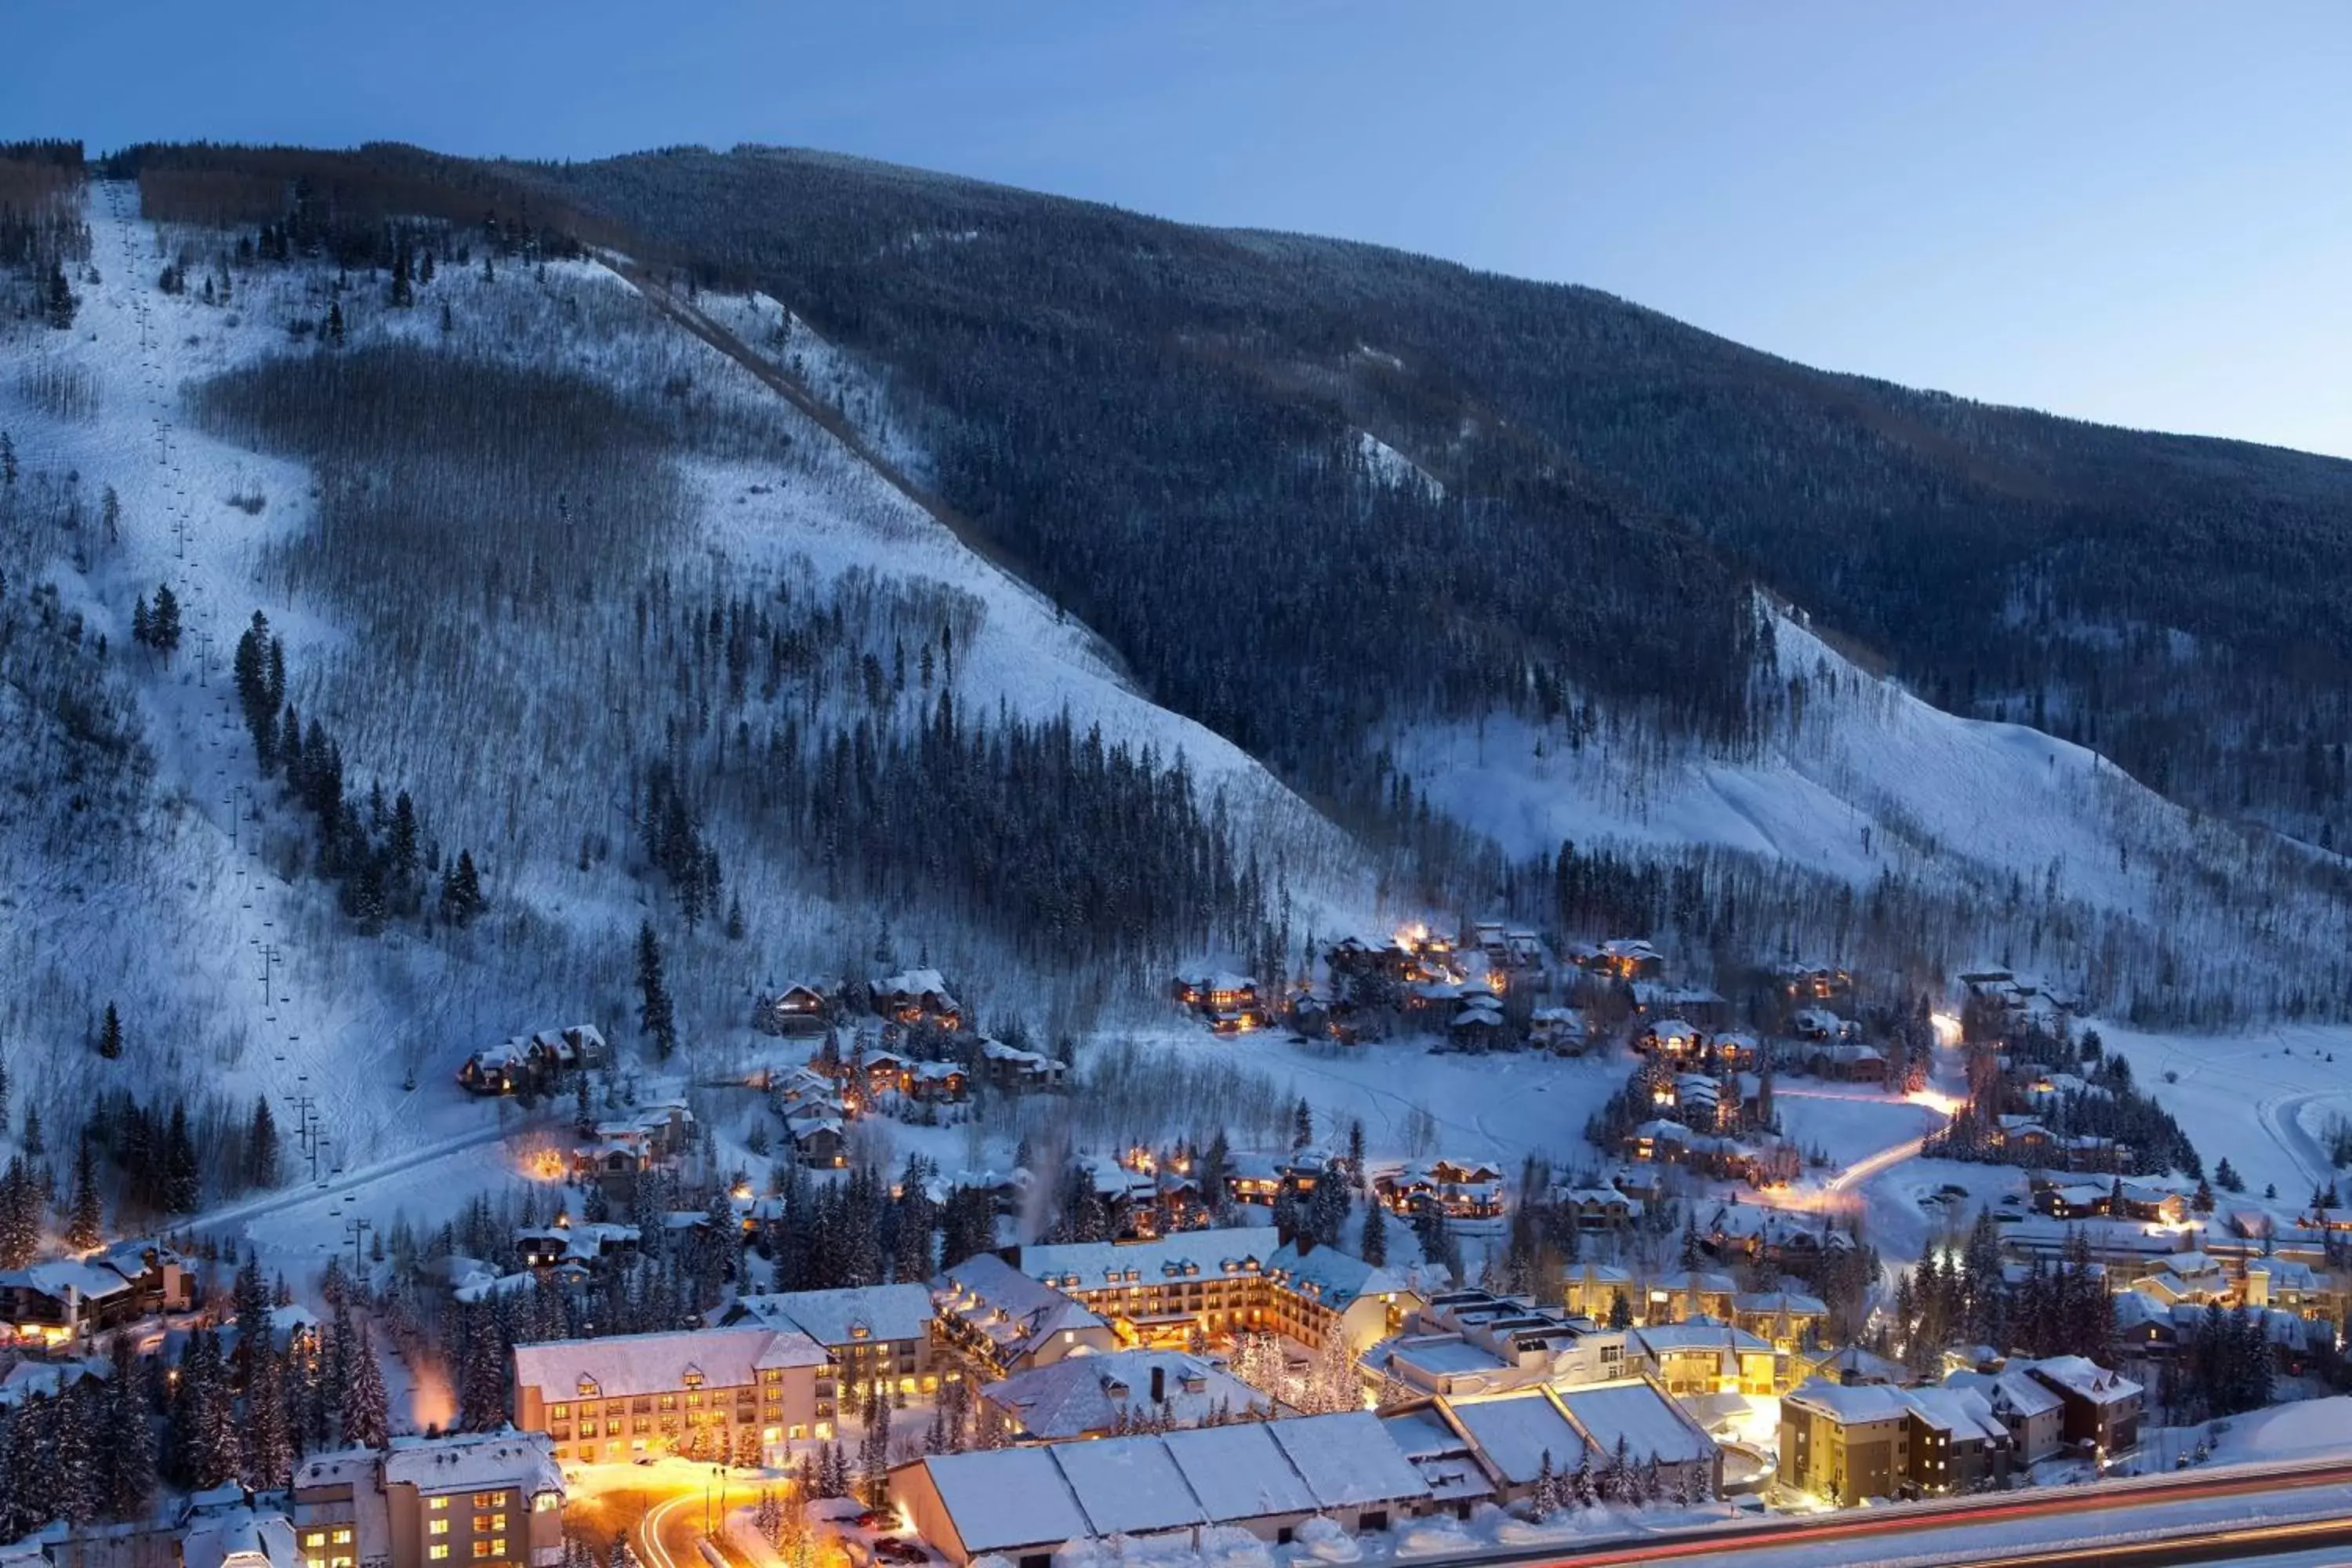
[1150,1363,1166,1403]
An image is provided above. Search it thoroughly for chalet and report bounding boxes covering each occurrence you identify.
[1586,939,1664,981]
[458,1024,604,1095]
[1628,1320,1778,1396]
[2024,1356,2143,1454]
[871,968,963,1031]
[1377,1159,1506,1221]
[1710,1029,1762,1068]
[1528,1007,1589,1054]
[1800,1040,1886,1083]
[978,1038,1065,1092]
[1773,964,1853,1003]
[1642,1270,1737,1324]
[570,1101,695,1197]
[1632,982,1730,1029]
[1448,996,1507,1051]
[908,1059,971,1103]
[787,1116,848,1170]
[753,982,831,1036]
[1732,1290,1828,1351]
[1790,1008,1849,1043]
[0,1240,194,1342]
[1992,1116,2056,1159]
[511,1325,829,1463]
[1560,1263,1635,1323]
[1642,1018,1704,1058]
[1551,1187,1640,1232]
[1624,1119,1690,1164]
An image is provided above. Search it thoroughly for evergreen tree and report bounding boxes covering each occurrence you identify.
[163,1100,201,1212]
[249,1096,281,1189]
[45,260,75,329]
[66,1132,103,1251]
[0,1156,42,1268]
[150,585,182,654]
[637,920,677,1061]
[343,1325,390,1448]
[325,300,345,344]
[1359,1197,1388,1266]
[245,1346,294,1490]
[99,1001,123,1060]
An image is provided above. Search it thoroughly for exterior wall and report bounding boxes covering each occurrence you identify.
[516,1361,822,1465]
[1780,1405,1905,1506]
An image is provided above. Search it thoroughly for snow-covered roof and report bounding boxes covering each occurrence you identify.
[1900,1385,2005,1444]
[1631,1321,1769,1356]
[1556,1380,1715,1465]
[1786,1378,1911,1424]
[510,1326,824,1400]
[1020,1227,1281,1290]
[980,1350,1269,1439]
[917,1447,1091,1553]
[728,1283,934,1347]
[180,1507,297,1568]
[1157,1422,1315,1519]
[1268,1237,1411,1310]
[1446,1392,1585,1483]
[382,1429,564,1497]
[2024,1355,2141,1406]
[1733,1290,1828,1316]
[904,1410,1430,1550]
[935,1254,1109,1362]
[1265,1410,1432,1507]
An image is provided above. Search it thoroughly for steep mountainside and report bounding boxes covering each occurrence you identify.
[523,145,2352,846]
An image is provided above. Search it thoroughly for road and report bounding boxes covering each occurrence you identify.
[1432,1458,2352,1567]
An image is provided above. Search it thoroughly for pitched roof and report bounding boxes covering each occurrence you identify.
[509,1326,824,1400]
[727,1283,934,1347]
[979,1350,1269,1439]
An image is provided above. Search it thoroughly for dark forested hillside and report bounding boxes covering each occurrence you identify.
[521,145,2352,843]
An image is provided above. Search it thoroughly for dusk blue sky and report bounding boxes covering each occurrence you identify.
[8,2,2347,456]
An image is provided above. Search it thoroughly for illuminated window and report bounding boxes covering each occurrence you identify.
[430,1522,450,1537]
[532,1494,559,1515]
[306,1536,327,1550]
[550,1404,569,1420]
[430,1551,448,1563]
[485,1516,507,1534]
[471,1493,510,1509]
[332,1532,352,1546]
[430,1499,449,1512]
[471,1546,491,1560]
[492,1543,506,1559]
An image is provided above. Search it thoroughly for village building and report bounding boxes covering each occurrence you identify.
[1626,1321,1779,1396]
[568,1101,694,1199]
[1388,1382,1720,1509]
[289,1430,564,1568]
[1014,1227,1422,1357]
[1559,1263,1635,1323]
[0,1240,194,1344]
[1583,939,1665,981]
[1642,1270,1737,1324]
[1941,1367,2067,1465]
[457,1025,604,1097]
[1375,1159,1505,1221]
[510,1324,830,1464]
[1730,1290,1828,1351]
[931,1254,1119,1380]
[1799,1344,1909,1388]
[1549,1186,1642,1232]
[722,1283,939,1399]
[1528,1007,1589,1054]
[2022,1356,2143,1455]
[1370,1290,1628,1399]
[869,968,963,1031]
[753,983,830,1037]
[1778,1380,2010,1505]
[976,1038,1065,1092]
[976,1348,1276,1441]
[890,1410,1436,1568]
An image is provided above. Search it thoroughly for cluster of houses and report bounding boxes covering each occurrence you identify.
[456,1024,607,1097]
[13,1429,565,1568]
[762,1018,1063,1169]
[1169,971,1269,1034]
[1779,1356,2143,1504]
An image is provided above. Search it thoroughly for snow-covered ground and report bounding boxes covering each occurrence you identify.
[2101,1019,2352,1202]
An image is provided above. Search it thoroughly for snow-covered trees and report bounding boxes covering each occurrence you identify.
[637,920,677,1061]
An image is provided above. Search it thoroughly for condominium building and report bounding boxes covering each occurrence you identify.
[510,1325,829,1466]
[289,1431,564,1568]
